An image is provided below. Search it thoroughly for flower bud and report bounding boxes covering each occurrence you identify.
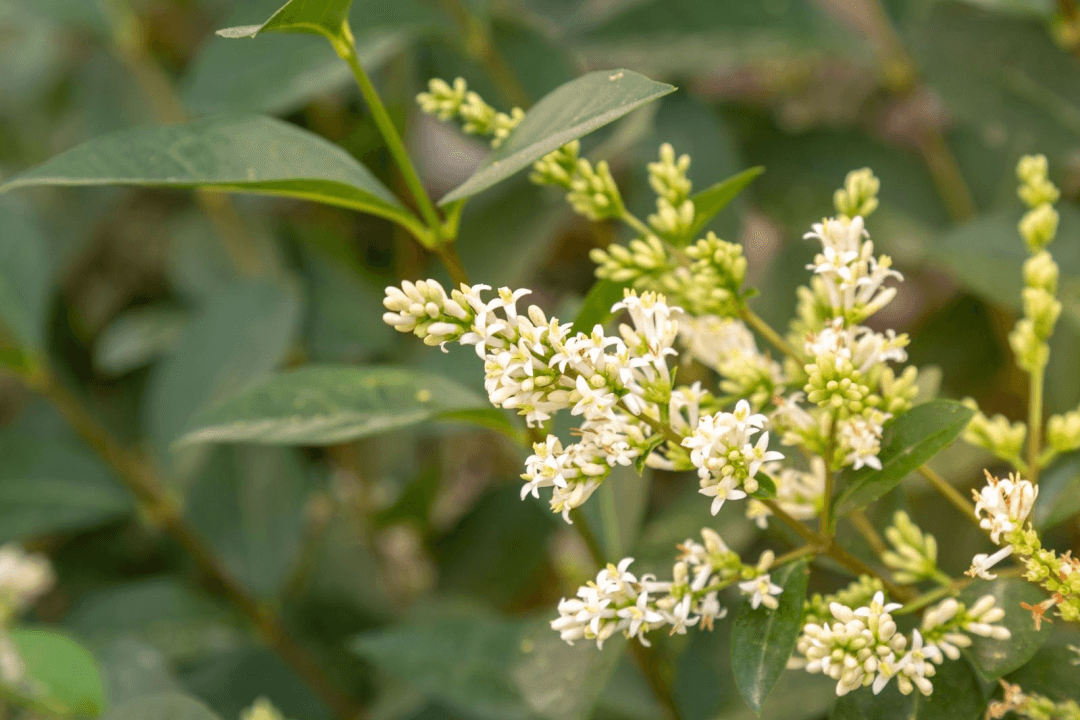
[1023,251,1059,294]
[1019,205,1059,252]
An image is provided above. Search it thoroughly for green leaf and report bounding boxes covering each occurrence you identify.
[94,305,188,375]
[830,655,985,719]
[0,432,131,543]
[104,693,223,720]
[217,0,353,40]
[144,280,301,477]
[0,198,51,358]
[731,560,810,714]
[1,115,413,227]
[185,446,311,597]
[178,365,499,446]
[98,637,182,705]
[572,280,627,334]
[441,69,676,204]
[9,629,106,718]
[352,606,624,720]
[835,400,975,516]
[1031,453,1080,530]
[682,166,764,244]
[959,578,1048,680]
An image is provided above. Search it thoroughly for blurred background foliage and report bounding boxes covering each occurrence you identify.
[1,0,1080,718]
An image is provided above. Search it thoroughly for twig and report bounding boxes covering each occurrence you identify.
[27,372,362,720]
[849,510,889,557]
[1028,367,1045,484]
[916,465,979,524]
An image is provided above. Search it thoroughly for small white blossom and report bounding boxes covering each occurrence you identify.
[965,546,1015,580]
[972,471,1038,544]
[0,544,54,618]
[739,573,783,610]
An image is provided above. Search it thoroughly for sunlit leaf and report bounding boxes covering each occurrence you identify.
[1,116,412,226]
[441,69,675,203]
[731,560,810,714]
[179,365,501,446]
[216,0,353,40]
[835,401,974,515]
[9,629,106,718]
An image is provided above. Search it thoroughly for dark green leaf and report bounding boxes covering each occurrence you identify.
[179,365,497,446]
[1,116,412,226]
[9,629,106,718]
[144,280,301,476]
[1032,452,1080,530]
[830,654,985,720]
[835,401,974,515]
[352,606,624,720]
[572,280,627,334]
[94,305,188,375]
[441,69,675,203]
[0,198,51,358]
[104,694,223,720]
[0,432,131,543]
[731,560,810,714]
[186,446,311,597]
[98,638,182,705]
[959,578,1048,680]
[685,166,764,242]
[217,0,353,40]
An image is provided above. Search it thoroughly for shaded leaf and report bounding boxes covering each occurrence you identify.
[441,69,675,203]
[1032,452,1080,530]
[835,401,974,515]
[0,198,51,358]
[9,629,106,718]
[959,578,1048,680]
[731,560,810,714]
[94,305,188,375]
[685,166,764,242]
[98,637,182,705]
[830,654,985,719]
[352,606,624,720]
[0,432,131,544]
[143,280,301,476]
[179,365,499,446]
[104,693,223,720]
[572,280,628,334]
[1,116,412,226]
[186,446,312,597]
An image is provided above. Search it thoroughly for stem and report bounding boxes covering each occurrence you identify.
[622,210,654,239]
[1028,365,1045,484]
[337,23,443,237]
[737,304,804,363]
[916,465,979,524]
[820,415,838,536]
[568,509,606,567]
[434,243,471,286]
[849,511,889,558]
[770,544,818,568]
[895,584,956,616]
[27,373,361,720]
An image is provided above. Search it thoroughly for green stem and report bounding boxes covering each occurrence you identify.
[622,210,654,238]
[1028,365,1045,484]
[820,414,838,536]
[915,465,979,524]
[895,584,956,616]
[849,510,889,558]
[434,243,471,286]
[770,544,818,568]
[737,303,804,363]
[336,23,443,238]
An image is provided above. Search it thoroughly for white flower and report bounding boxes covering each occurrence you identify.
[965,546,1014,580]
[739,574,783,610]
[973,472,1037,544]
[0,544,54,615]
[893,630,940,696]
[837,414,889,471]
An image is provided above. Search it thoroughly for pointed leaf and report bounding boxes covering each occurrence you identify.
[94,305,188,375]
[179,365,500,446]
[731,560,810,714]
[1032,452,1080,530]
[1,115,413,226]
[682,166,764,244]
[834,401,974,516]
[959,578,1048,680]
[9,629,106,718]
[217,0,352,40]
[441,70,676,203]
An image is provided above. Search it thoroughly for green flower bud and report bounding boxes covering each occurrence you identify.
[961,398,1027,461]
[567,159,625,221]
[1019,205,1059,252]
[1023,251,1059,294]
[833,167,880,218]
[1048,410,1080,454]
[1021,287,1061,339]
[531,141,580,188]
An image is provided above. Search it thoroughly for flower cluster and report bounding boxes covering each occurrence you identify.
[678,315,783,408]
[789,589,1008,697]
[646,143,695,240]
[961,399,1027,467]
[531,140,627,221]
[881,511,942,585]
[988,680,1080,720]
[681,400,784,515]
[0,544,55,690]
[384,281,693,520]
[967,471,1080,624]
[551,529,778,648]
[416,77,524,147]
